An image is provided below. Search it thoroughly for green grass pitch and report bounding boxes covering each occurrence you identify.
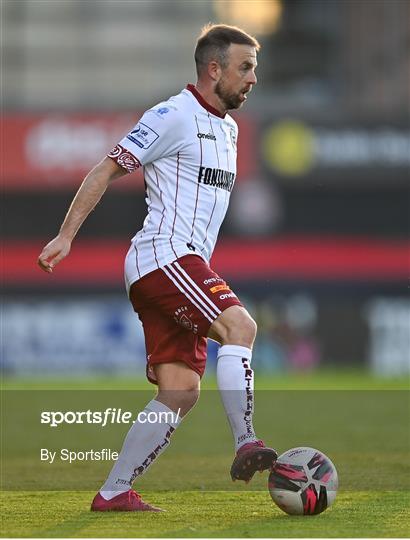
[1,371,409,538]
[1,490,409,538]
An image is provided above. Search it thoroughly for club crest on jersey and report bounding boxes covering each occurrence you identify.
[127,122,159,149]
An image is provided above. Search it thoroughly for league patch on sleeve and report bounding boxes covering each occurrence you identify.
[107,144,141,173]
[126,122,159,149]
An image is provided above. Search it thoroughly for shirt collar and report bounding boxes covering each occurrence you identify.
[186,84,226,119]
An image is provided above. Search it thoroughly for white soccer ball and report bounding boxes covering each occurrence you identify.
[268,447,338,515]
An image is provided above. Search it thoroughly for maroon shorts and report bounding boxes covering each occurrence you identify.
[129,254,242,384]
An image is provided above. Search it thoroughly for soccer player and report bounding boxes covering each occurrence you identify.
[38,23,277,512]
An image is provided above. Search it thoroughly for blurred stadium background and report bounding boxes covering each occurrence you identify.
[2,0,409,380]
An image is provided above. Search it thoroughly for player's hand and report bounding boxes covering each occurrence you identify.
[38,235,71,273]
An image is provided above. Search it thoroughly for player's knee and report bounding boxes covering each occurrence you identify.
[156,385,200,417]
[230,314,257,346]
[178,386,200,416]
[211,307,257,347]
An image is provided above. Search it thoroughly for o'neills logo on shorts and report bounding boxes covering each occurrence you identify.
[219,292,236,300]
[198,166,235,192]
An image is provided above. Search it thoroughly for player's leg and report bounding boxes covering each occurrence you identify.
[94,362,199,503]
[91,291,205,512]
[154,360,200,417]
[208,305,258,451]
[209,305,278,482]
[148,254,276,482]
[208,304,257,348]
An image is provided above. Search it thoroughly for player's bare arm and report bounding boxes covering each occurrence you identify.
[38,156,126,273]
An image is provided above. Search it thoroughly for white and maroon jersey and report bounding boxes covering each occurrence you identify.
[108,84,238,292]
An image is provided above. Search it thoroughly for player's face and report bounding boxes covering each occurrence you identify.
[215,44,258,110]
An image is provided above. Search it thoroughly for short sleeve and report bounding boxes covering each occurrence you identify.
[107,105,182,172]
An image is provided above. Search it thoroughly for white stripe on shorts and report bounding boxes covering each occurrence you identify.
[171,260,222,317]
[162,266,214,323]
[165,263,220,320]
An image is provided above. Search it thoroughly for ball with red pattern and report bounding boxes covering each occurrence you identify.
[268,447,338,515]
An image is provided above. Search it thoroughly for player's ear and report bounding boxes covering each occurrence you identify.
[208,60,222,82]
